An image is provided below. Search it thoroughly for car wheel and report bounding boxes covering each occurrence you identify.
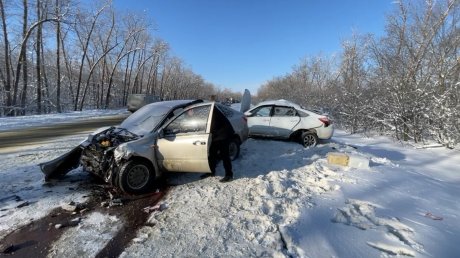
[228,139,240,161]
[118,159,155,194]
[301,132,318,148]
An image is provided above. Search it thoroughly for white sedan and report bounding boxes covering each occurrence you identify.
[244,99,333,147]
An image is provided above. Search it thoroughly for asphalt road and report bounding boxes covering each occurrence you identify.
[0,114,129,150]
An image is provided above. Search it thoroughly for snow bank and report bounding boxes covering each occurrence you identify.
[121,140,346,257]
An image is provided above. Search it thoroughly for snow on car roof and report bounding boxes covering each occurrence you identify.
[142,99,198,110]
[120,99,200,135]
[256,99,301,108]
[253,99,326,117]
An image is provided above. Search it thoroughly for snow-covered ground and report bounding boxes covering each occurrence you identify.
[1,111,459,257]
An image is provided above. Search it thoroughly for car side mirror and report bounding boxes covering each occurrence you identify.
[162,127,179,136]
[158,128,165,138]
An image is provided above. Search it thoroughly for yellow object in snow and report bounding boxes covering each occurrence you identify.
[327,152,349,166]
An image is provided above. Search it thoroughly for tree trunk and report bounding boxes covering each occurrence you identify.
[105,49,138,109]
[41,36,50,113]
[98,11,115,108]
[0,0,13,115]
[73,5,107,111]
[55,0,61,112]
[19,0,28,115]
[60,29,74,105]
[36,0,42,114]
[79,44,118,111]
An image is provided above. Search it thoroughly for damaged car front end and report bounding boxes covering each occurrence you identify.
[79,127,140,185]
[40,96,251,194]
[40,100,203,193]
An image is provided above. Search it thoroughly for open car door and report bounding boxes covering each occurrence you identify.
[156,103,214,173]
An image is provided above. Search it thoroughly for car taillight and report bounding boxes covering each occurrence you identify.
[319,117,331,127]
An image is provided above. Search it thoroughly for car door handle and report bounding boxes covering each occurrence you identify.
[193,141,206,145]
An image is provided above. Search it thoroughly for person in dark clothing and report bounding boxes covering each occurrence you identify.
[201,106,235,182]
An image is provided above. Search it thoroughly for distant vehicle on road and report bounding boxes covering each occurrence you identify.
[127,94,161,112]
[244,99,333,147]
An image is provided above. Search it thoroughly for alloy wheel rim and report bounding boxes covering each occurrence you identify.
[303,135,316,147]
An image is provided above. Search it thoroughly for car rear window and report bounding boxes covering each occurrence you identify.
[297,110,310,117]
[216,104,235,118]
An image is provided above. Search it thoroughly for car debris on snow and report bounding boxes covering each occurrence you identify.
[100,198,124,208]
[424,212,443,220]
[54,217,82,229]
[76,209,87,215]
[142,202,168,213]
[15,201,29,208]
[61,201,86,212]
[132,233,150,243]
[109,198,123,207]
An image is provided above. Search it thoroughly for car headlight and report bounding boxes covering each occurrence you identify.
[114,143,131,163]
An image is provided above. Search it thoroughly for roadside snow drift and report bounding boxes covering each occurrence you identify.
[121,141,342,257]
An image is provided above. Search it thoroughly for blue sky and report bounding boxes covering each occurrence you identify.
[113,0,395,93]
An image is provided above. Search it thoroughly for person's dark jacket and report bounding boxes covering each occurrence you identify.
[211,107,235,141]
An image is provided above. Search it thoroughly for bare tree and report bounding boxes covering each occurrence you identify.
[19,0,29,115]
[94,8,115,108]
[55,0,62,112]
[370,0,458,142]
[36,0,43,113]
[145,39,168,95]
[72,3,108,111]
[78,42,117,110]
[11,5,59,115]
[336,34,371,133]
[0,0,12,115]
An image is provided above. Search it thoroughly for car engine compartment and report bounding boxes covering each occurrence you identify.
[80,127,139,184]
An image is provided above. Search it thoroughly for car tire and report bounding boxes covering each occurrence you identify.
[228,138,240,161]
[301,132,318,148]
[118,159,155,194]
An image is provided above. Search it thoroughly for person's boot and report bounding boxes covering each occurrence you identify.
[219,174,233,183]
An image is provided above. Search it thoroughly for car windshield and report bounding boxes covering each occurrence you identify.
[120,103,181,136]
